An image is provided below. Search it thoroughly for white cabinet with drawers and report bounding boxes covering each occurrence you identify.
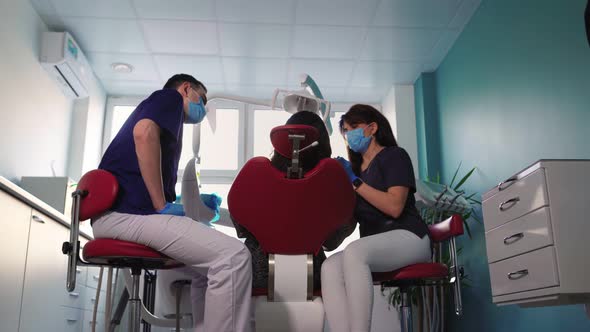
[482,160,590,306]
[0,176,107,331]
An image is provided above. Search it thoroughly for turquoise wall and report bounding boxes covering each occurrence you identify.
[414,73,441,181]
[416,0,590,330]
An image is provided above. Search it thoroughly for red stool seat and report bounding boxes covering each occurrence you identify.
[83,239,182,269]
[372,263,449,284]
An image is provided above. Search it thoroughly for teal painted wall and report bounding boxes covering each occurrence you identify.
[416,0,590,330]
[414,73,441,180]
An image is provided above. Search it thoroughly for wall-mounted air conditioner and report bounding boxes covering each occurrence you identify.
[40,31,90,99]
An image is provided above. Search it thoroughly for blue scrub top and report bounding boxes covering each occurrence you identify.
[355,146,429,239]
[99,89,184,215]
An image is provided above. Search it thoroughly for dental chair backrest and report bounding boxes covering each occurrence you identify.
[229,124,355,256]
[229,125,355,332]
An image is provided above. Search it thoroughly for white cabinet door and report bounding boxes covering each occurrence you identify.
[19,210,74,332]
[0,191,31,332]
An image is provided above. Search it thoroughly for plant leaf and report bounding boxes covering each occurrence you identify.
[468,198,482,205]
[454,167,476,191]
[463,218,472,238]
[449,161,462,187]
[469,209,482,223]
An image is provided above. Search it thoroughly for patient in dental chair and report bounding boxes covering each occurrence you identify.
[232,111,357,289]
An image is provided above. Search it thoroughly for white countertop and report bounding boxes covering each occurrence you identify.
[0,175,93,240]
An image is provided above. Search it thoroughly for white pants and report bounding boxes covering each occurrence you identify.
[321,230,431,332]
[92,212,254,332]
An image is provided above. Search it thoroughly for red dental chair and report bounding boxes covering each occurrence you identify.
[62,169,183,332]
[372,214,465,332]
[228,124,356,332]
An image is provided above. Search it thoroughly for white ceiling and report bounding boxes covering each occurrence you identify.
[30,0,481,103]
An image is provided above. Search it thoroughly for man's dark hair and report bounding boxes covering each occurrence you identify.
[163,74,207,93]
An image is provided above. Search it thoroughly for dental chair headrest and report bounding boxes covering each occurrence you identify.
[270,125,319,158]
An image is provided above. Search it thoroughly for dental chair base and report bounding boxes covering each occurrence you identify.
[254,297,325,332]
[228,125,356,332]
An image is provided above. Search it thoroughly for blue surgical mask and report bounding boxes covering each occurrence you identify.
[346,127,372,154]
[186,98,206,124]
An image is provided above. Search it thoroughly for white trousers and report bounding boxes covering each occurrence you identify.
[92,212,254,332]
[321,230,431,332]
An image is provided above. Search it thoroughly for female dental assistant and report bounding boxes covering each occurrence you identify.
[321,104,431,332]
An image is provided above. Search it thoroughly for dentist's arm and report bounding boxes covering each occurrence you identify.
[134,119,167,211]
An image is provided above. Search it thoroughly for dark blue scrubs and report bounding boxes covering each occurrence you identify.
[99,89,184,215]
[355,146,429,238]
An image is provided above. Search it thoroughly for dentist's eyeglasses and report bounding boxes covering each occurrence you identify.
[190,85,207,105]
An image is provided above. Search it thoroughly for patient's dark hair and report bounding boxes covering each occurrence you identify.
[270,111,332,173]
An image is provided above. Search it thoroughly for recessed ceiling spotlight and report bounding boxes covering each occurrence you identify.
[111,62,134,73]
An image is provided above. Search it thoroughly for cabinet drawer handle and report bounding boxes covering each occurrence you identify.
[68,292,80,297]
[507,269,529,280]
[66,319,78,323]
[503,232,524,245]
[93,275,100,281]
[499,197,520,211]
[498,177,517,191]
[32,215,45,223]
[76,268,82,274]
[91,298,96,302]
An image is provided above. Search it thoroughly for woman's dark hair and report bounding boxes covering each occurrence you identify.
[339,104,398,175]
[270,111,332,173]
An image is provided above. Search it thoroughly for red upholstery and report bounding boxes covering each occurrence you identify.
[270,125,319,158]
[83,239,180,269]
[428,214,464,243]
[228,157,355,255]
[76,169,119,221]
[372,263,449,283]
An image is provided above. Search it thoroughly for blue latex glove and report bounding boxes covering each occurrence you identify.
[335,156,358,183]
[157,202,185,216]
[200,193,222,223]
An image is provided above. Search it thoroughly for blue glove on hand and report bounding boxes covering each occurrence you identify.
[335,156,358,183]
[200,193,222,223]
[157,202,185,216]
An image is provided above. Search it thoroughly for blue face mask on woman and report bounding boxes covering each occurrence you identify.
[186,98,206,124]
[346,126,372,154]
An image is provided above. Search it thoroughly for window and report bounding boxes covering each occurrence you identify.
[252,109,291,158]
[179,108,241,173]
[110,106,135,140]
[329,111,349,160]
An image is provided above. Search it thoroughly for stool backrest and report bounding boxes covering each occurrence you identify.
[76,169,119,221]
[428,214,464,243]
